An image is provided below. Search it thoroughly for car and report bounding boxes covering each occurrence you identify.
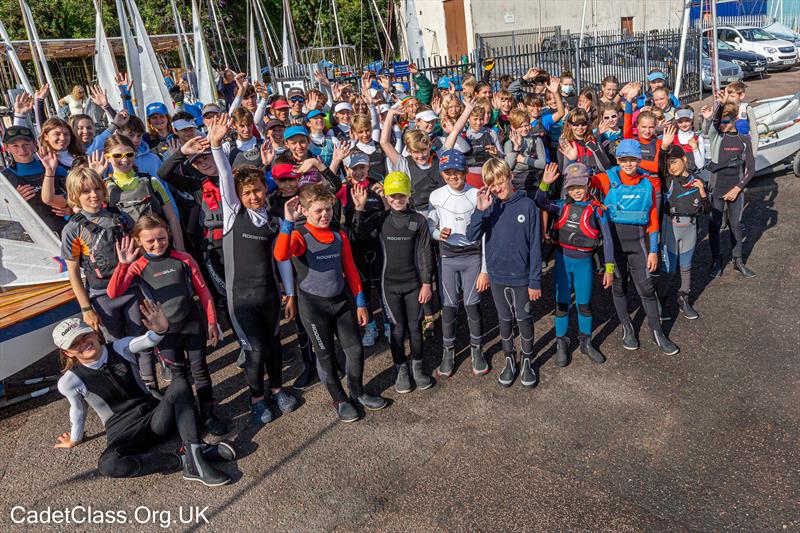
[763,21,800,53]
[700,54,743,90]
[703,26,797,71]
[701,37,768,79]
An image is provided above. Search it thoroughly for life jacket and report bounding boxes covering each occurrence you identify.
[200,177,224,247]
[331,124,350,142]
[291,224,346,298]
[106,174,163,222]
[552,200,602,252]
[71,208,130,288]
[406,156,441,213]
[735,102,751,136]
[665,174,704,217]
[228,139,263,168]
[135,252,196,328]
[639,138,658,161]
[465,129,495,167]
[355,144,387,182]
[573,141,599,171]
[603,167,653,226]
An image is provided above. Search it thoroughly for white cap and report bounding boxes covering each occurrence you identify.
[52,318,94,350]
[377,103,390,114]
[415,110,439,123]
[172,119,196,131]
[334,102,353,113]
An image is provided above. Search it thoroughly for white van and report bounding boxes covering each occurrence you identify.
[704,26,797,71]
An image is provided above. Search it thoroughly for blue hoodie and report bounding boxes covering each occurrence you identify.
[466,190,542,289]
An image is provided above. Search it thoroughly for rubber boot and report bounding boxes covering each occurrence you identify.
[436,346,455,378]
[182,443,230,487]
[709,256,723,278]
[554,337,570,367]
[470,344,489,375]
[733,258,756,278]
[578,334,606,363]
[677,292,699,320]
[411,359,434,390]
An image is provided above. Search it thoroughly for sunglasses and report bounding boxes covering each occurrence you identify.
[8,127,33,137]
[570,121,588,127]
[289,97,305,102]
[108,152,135,159]
[603,114,618,120]
[720,119,733,125]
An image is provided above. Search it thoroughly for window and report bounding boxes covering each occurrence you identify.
[621,17,634,36]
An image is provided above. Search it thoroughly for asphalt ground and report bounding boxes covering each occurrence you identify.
[1,69,798,532]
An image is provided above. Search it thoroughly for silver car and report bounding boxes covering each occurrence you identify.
[701,54,743,90]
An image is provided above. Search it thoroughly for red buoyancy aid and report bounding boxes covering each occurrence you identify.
[200,178,224,243]
[552,200,602,252]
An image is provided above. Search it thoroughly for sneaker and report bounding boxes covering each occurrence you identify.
[250,399,274,425]
[355,393,388,411]
[292,366,319,391]
[520,358,537,388]
[395,363,413,394]
[272,389,298,414]
[621,322,639,351]
[470,344,489,375]
[677,293,699,320]
[411,360,434,390]
[336,400,360,422]
[498,355,517,387]
[436,346,455,378]
[362,323,379,347]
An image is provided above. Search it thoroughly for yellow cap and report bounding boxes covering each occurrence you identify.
[383,171,412,196]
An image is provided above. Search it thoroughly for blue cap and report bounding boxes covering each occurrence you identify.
[615,139,643,159]
[305,109,324,121]
[146,102,168,117]
[647,71,666,82]
[437,77,452,89]
[344,152,369,168]
[284,125,309,140]
[438,149,466,171]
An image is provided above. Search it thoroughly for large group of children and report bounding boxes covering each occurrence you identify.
[1,63,759,487]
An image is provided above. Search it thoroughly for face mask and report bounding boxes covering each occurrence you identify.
[561,86,575,96]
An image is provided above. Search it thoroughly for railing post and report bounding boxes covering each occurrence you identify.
[643,36,650,80]
[574,43,582,94]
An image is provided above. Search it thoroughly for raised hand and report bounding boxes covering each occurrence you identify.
[717,89,730,105]
[687,136,699,150]
[331,83,343,102]
[284,195,301,222]
[351,183,368,211]
[542,162,560,185]
[546,76,560,94]
[234,72,247,91]
[332,140,352,163]
[180,135,210,156]
[34,84,49,101]
[114,72,131,90]
[313,69,330,87]
[115,235,140,265]
[255,82,269,100]
[370,182,384,197]
[140,300,168,334]
[206,113,230,147]
[14,92,33,115]
[306,91,320,111]
[88,85,108,108]
[476,186,494,211]
[112,110,130,128]
[88,151,108,176]
[661,123,676,147]
[431,93,442,115]
[509,129,522,151]
[559,140,579,162]
[408,62,419,75]
[699,105,713,120]
[37,146,58,174]
[260,139,275,166]
[523,67,540,81]
[294,158,323,175]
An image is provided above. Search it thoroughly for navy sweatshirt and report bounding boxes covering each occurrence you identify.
[466,190,542,289]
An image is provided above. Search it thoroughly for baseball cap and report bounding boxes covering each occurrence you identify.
[298,173,322,188]
[172,119,196,131]
[383,171,411,196]
[665,144,687,160]
[378,67,391,76]
[52,318,94,351]
[647,71,666,82]
[344,152,369,168]
[271,163,300,180]
[615,139,643,159]
[437,76,452,89]
[675,108,694,120]
[146,102,168,117]
[305,109,324,121]
[377,103,390,114]
[188,149,213,163]
[3,125,35,143]
[271,99,290,110]
[284,125,309,140]
[334,102,353,113]
[563,163,591,188]
[415,110,439,123]
[265,119,285,130]
[438,149,466,171]
[201,103,221,116]
[287,87,305,99]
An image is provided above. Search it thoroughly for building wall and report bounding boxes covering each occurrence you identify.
[408,0,691,57]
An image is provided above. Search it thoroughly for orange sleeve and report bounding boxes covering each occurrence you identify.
[274,229,306,261]
[623,103,634,139]
[591,173,610,196]
[177,251,217,326]
[339,231,364,301]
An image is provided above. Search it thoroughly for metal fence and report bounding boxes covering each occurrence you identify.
[475,26,562,56]
[307,28,704,104]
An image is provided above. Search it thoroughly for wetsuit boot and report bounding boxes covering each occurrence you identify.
[651,327,679,355]
[520,357,537,388]
[411,360,434,390]
[436,346,455,378]
[470,344,489,375]
[498,353,517,387]
[621,322,639,350]
[394,362,413,393]
[709,256,723,278]
[182,443,230,487]
[677,292,699,320]
[554,337,570,367]
[733,258,756,278]
[579,334,606,363]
